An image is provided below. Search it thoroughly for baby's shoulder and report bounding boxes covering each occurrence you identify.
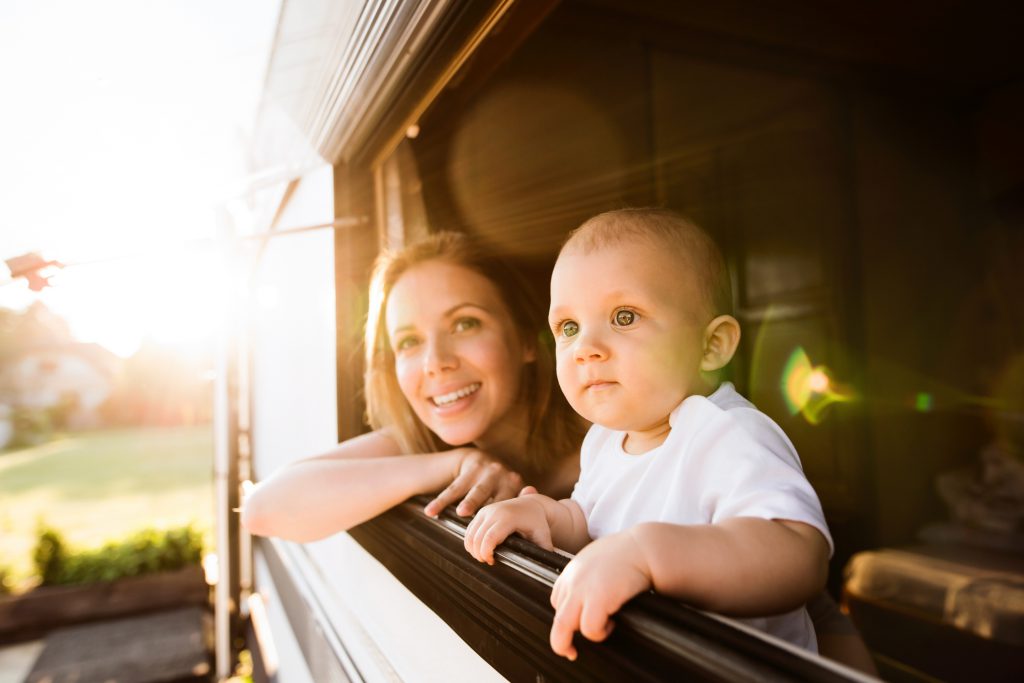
[684,392,802,469]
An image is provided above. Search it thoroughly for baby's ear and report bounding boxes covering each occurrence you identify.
[700,315,741,372]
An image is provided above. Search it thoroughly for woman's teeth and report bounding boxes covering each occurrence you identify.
[432,383,481,406]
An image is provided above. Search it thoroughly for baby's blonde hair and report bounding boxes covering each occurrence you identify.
[562,208,733,318]
[364,231,584,476]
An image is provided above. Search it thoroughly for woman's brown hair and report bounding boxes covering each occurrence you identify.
[364,231,583,476]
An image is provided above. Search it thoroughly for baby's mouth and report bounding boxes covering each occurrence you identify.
[431,382,481,406]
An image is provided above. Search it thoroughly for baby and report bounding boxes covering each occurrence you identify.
[464,208,833,660]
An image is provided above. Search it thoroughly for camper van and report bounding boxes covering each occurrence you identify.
[217,1,1024,681]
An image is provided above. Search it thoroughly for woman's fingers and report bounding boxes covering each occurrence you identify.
[424,474,471,517]
[428,450,527,517]
[488,470,523,506]
[494,480,522,504]
[519,485,538,496]
[457,480,495,516]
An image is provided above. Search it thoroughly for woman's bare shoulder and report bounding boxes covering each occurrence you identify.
[306,429,405,462]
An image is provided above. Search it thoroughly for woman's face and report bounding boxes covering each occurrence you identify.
[385,260,535,449]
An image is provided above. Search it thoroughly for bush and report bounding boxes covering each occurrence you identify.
[9,406,53,449]
[32,524,203,587]
[33,527,66,585]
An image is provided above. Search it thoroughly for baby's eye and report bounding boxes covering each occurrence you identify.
[453,316,481,333]
[559,320,580,338]
[613,308,637,327]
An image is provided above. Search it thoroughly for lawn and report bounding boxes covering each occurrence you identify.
[0,425,214,587]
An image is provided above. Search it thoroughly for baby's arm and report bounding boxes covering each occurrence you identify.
[628,517,828,613]
[548,517,829,660]
[464,491,591,564]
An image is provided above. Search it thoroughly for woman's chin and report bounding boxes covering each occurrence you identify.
[416,407,485,446]
[432,425,483,447]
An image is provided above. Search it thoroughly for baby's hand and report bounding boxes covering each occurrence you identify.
[464,494,554,564]
[549,531,652,661]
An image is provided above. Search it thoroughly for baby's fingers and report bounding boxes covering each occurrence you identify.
[579,602,615,643]
[520,523,554,551]
[478,521,516,564]
[463,512,504,564]
[463,515,487,561]
[550,598,583,661]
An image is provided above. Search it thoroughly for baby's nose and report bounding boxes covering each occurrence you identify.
[573,333,608,363]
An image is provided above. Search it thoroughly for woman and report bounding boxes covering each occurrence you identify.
[242,231,586,542]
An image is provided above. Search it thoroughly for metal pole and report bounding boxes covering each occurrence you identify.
[213,213,241,681]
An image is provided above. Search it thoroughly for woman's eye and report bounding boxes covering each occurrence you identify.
[453,317,481,333]
[613,309,636,326]
[395,336,420,351]
[560,320,580,337]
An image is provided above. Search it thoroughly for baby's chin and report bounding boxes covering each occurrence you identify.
[574,405,637,433]
[577,401,672,435]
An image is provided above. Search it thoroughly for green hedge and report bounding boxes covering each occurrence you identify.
[33,524,203,586]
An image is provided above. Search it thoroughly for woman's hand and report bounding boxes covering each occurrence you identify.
[423,448,524,518]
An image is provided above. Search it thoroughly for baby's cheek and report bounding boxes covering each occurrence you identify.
[554,358,575,394]
[556,368,589,416]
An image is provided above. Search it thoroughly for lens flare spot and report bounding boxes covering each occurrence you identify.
[782,347,814,415]
[808,369,830,393]
[914,392,934,412]
[781,347,857,424]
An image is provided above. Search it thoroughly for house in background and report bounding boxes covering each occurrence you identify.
[1,341,122,436]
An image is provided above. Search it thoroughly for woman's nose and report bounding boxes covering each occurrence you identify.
[573,330,608,364]
[423,336,458,375]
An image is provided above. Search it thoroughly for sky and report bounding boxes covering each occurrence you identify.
[0,0,281,356]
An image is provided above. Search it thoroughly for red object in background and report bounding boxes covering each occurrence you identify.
[4,252,64,291]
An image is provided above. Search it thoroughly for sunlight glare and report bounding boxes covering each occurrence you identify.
[782,347,857,424]
[0,0,280,358]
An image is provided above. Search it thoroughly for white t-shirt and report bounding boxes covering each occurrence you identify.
[570,382,832,652]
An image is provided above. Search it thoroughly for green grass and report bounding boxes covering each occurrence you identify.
[0,425,214,588]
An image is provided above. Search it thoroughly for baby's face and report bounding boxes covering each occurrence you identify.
[549,241,711,435]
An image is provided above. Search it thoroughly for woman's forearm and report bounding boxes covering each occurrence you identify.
[242,451,456,542]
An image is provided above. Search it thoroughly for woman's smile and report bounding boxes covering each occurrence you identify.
[430,382,482,409]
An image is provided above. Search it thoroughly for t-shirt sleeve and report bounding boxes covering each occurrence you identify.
[691,411,834,556]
